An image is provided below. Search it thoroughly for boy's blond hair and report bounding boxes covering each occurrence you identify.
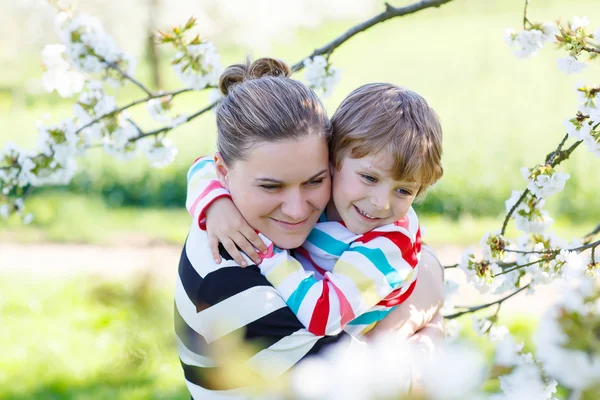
[330,83,443,194]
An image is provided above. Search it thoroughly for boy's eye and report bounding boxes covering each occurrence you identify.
[360,174,378,183]
[396,188,412,196]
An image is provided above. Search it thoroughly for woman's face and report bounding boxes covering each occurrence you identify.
[216,135,331,249]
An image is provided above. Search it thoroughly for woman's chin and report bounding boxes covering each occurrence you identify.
[269,234,308,250]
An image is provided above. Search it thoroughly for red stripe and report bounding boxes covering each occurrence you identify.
[377,279,417,307]
[294,247,328,277]
[308,279,330,335]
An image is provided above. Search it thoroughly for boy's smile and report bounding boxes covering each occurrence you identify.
[327,152,421,235]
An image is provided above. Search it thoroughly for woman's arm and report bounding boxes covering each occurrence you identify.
[365,245,444,340]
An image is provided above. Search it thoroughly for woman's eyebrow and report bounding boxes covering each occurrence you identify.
[254,169,328,184]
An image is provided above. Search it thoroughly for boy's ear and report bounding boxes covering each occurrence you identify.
[213,152,230,190]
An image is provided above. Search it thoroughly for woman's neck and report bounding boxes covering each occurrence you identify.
[325,200,342,222]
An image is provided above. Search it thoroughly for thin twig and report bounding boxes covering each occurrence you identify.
[583,46,600,55]
[292,0,456,71]
[584,223,600,240]
[501,137,582,236]
[131,101,217,142]
[501,189,529,235]
[75,88,193,135]
[98,56,153,96]
[445,284,530,319]
[495,238,600,277]
[522,0,531,29]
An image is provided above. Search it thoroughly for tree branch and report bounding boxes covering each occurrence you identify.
[98,56,153,96]
[74,88,193,135]
[583,46,600,55]
[522,0,531,29]
[495,238,600,277]
[292,0,456,71]
[131,101,217,142]
[445,284,530,319]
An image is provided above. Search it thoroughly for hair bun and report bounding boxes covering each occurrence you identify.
[248,58,291,79]
[218,63,248,96]
[218,57,291,96]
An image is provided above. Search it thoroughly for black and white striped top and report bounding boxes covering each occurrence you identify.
[175,223,355,399]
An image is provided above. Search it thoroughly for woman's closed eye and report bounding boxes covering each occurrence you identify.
[305,178,325,186]
[259,184,281,191]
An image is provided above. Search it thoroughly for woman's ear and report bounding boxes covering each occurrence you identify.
[214,152,230,190]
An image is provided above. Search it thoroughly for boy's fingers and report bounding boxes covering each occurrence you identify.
[243,227,268,254]
[209,236,222,264]
[222,237,247,267]
[233,232,261,265]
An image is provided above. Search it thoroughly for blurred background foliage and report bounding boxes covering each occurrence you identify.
[1,0,599,243]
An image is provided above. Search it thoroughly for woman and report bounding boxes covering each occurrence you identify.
[175,58,444,400]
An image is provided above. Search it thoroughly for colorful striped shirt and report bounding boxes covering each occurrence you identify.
[176,220,360,399]
[186,156,421,337]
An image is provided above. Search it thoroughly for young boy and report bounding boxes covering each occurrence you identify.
[187,83,443,337]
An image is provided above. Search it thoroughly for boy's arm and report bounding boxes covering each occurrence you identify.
[257,229,420,337]
[365,245,444,339]
[186,156,231,230]
[186,156,266,265]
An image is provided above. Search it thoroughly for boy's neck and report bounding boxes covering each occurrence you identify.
[325,200,342,222]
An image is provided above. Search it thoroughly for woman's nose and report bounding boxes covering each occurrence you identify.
[281,191,310,220]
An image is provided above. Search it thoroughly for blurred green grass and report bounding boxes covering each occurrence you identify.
[2,0,600,241]
[0,275,188,400]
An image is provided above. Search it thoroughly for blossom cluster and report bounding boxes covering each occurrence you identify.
[303,55,341,98]
[160,18,223,90]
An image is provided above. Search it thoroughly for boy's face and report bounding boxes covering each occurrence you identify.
[330,151,421,235]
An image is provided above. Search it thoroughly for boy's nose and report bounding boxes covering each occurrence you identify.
[370,194,391,210]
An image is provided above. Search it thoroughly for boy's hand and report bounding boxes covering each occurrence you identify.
[205,197,267,267]
[365,245,444,338]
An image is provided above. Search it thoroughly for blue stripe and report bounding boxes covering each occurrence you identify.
[352,246,403,287]
[307,228,348,256]
[348,307,395,325]
[286,278,318,314]
[187,158,213,182]
[318,212,328,223]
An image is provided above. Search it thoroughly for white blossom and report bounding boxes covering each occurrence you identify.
[521,167,570,198]
[172,42,222,90]
[571,16,590,30]
[0,204,9,219]
[563,118,583,140]
[141,138,178,168]
[22,213,34,225]
[304,56,341,98]
[291,334,413,400]
[147,98,171,124]
[594,26,600,40]
[495,334,524,367]
[581,131,600,157]
[54,12,135,81]
[556,56,588,75]
[445,319,462,341]
[540,22,559,43]
[496,364,557,400]
[419,344,487,399]
[536,310,600,389]
[472,316,492,336]
[41,44,86,97]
